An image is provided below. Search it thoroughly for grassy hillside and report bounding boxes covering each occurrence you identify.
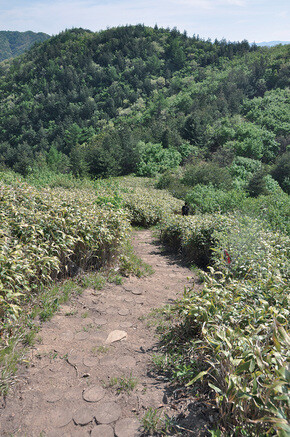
[0,31,50,62]
[0,169,289,436]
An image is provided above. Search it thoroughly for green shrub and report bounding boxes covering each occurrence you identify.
[0,178,130,320]
[240,192,290,235]
[182,160,232,189]
[136,141,182,177]
[162,271,289,436]
[186,184,247,214]
[121,185,183,227]
[213,213,289,279]
[230,156,262,187]
[159,214,221,267]
[156,169,188,199]
[271,151,290,194]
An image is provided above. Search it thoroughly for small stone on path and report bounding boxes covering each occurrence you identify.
[94,317,107,325]
[115,417,140,437]
[83,356,99,367]
[73,406,94,425]
[91,425,114,437]
[105,330,127,344]
[60,330,74,341]
[118,308,130,316]
[94,401,122,424]
[119,321,133,328]
[75,331,89,341]
[44,390,63,403]
[83,385,106,402]
[52,409,73,428]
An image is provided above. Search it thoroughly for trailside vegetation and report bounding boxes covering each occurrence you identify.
[0,170,289,435]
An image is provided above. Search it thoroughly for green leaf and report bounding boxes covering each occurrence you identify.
[186,370,208,386]
[208,382,222,394]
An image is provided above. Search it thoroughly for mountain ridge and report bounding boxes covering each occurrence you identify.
[0,25,289,187]
[255,40,290,47]
[0,30,51,62]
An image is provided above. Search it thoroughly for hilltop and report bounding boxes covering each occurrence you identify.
[0,30,50,62]
[0,25,289,190]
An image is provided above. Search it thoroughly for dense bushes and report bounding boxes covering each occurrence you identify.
[0,169,289,435]
[0,172,182,320]
[0,177,130,320]
[163,271,289,436]
[157,209,289,436]
[135,141,182,177]
[120,179,183,226]
[185,185,247,214]
[155,169,289,435]
[182,161,233,189]
[159,214,219,267]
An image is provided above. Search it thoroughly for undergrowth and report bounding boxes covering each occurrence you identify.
[106,373,138,394]
[1,169,289,436]
[0,277,82,396]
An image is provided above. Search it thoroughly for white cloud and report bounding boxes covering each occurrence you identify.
[224,0,246,5]
[168,0,212,8]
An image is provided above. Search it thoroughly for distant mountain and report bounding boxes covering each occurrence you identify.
[255,41,290,47]
[0,30,50,62]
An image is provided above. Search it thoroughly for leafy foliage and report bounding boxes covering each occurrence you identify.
[0,31,50,62]
[135,141,181,177]
[156,210,289,436]
[0,26,288,181]
[0,175,130,320]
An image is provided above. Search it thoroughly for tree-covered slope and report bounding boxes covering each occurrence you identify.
[0,25,289,181]
[0,31,50,62]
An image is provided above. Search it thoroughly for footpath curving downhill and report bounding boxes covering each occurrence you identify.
[0,230,210,436]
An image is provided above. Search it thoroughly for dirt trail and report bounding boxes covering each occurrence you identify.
[0,230,210,437]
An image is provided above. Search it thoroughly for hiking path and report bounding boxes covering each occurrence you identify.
[0,230,212,436]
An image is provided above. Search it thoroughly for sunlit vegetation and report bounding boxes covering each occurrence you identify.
[0,24,289,435]
[0,26,289,192]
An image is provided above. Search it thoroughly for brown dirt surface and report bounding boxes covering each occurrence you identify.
[0,230,216,436]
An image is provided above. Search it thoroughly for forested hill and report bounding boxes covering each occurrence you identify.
[0,31,50,62]
[0,25,289,188]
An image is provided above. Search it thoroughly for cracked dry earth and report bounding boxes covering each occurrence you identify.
[0,230,212,437]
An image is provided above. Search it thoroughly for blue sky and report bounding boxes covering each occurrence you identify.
[0,0,289,43]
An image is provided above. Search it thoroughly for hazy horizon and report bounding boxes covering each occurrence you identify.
[0,0,289,44]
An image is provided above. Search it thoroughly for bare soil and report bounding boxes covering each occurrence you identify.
[0,230,216,436]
